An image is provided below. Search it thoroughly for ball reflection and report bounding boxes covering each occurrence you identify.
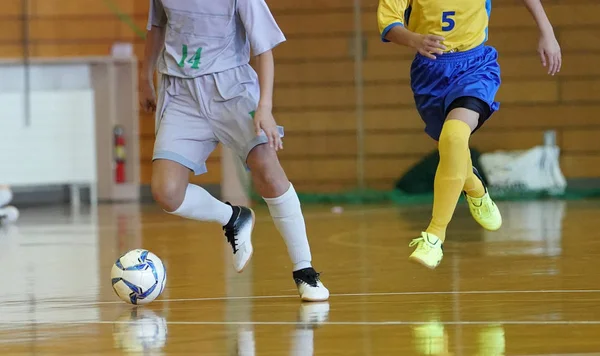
[113,308,168,354]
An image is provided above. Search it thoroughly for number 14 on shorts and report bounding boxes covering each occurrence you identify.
[178,45,202,69]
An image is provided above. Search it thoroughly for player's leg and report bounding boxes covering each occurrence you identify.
[152,127,255,275]
[151,76,254,273]
[463,154,485,198]
[426,104,480,241]
[453,47,503,232]
[209,65,328,301]
[246,145,311,271]
[408,53,473,269]
[151,159,233,226]
[463,150,502,231]
[246,144,329,302]
[409,108,478,269]
[408,46,502,269]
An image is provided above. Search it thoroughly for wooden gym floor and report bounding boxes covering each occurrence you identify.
[1,199,599,355]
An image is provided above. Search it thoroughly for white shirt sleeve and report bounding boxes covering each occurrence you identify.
[237,0,286,55]
[147,0,167,31]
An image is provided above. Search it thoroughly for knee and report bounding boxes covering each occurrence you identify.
[247,144,289,189]
[439,120,470,150]
[151,178,186,212]
[247,145,275,178]
[439,129,467,149]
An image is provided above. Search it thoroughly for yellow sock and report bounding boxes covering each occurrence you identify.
[463,152,486,198]
[426,120,472,241]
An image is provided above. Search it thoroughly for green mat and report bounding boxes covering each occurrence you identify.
[250,187,600,205]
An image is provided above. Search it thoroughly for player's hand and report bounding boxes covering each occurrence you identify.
[139,78,157,113]
[253,106,283,151]
[414,34,446,60]
[538,33,561,76]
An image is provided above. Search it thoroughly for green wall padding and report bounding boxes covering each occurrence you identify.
[251,187,600,205]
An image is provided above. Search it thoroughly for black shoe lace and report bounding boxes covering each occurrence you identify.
[295,269,320,288]
[223,226,239,254]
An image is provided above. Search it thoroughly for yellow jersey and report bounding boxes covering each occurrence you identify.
[377,0,492,52]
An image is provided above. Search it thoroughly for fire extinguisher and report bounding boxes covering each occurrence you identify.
[114,125,126,183]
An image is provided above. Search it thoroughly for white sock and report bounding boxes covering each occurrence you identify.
[263,183,312,271]
[169,184,233,226]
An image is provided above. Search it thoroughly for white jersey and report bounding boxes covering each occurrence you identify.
[147,0,286,78]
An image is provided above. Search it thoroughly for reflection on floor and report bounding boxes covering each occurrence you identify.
[1,200,600,355]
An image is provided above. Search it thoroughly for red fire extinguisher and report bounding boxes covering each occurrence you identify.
[114,125,126,183]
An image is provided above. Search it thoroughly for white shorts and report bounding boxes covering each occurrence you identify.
[153,64,284,175]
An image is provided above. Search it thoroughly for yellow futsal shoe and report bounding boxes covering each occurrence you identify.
[409,232,444,269]
[465,167,502,231]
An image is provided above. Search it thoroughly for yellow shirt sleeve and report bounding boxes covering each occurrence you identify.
[377,0,410,42]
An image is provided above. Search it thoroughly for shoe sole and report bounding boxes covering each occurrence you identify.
[474,214,502,231]
[235,208,255,274]
[301,295,330,302]
[408,255,440,270]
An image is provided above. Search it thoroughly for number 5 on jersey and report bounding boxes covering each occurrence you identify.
[442,11,456,31]
[178,45,202,69]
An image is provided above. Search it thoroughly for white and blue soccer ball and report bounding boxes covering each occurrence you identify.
[111,249,167,305]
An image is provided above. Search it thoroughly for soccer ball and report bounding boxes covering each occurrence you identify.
[111,249,167,305]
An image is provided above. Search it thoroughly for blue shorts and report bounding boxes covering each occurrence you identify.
[411,44,501,141]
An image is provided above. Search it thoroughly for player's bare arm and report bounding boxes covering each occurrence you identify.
[253,49,283,151]
[384,26,446,60]
[139,25,165,113]
[522,0,561,75]
[377,0,445,60]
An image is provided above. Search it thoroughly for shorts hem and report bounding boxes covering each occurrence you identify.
[424,127,442,141]
[241,126,285,162]
[152,150,207,175]
[440,94,499,139]
[244,136,268,159]
[444,94,499,118]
